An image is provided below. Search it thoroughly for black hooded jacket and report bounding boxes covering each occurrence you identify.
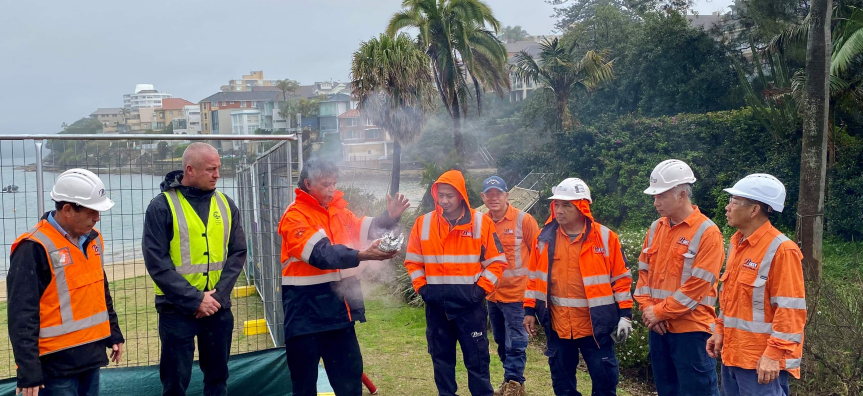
[142,170,247,315]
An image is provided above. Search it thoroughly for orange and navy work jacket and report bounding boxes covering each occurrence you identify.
[279,188,378,338]
[486,204,539,304]
[11,220,111,356]
[716,221,805,378]
[634,206,724,334]
[524,201,633,339]
[404,170,507,316]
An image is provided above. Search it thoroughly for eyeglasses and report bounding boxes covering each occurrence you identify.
[728,197,754,208]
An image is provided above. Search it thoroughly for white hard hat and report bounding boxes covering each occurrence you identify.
[724,173,786,212]
[50,168,114,212]
[548,178,592,203]
[643,159,697,195]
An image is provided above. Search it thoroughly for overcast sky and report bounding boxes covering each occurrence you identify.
[0,0,733,136]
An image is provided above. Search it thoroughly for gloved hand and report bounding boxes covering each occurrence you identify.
[611,317,633,344]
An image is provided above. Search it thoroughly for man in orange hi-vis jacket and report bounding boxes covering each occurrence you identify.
[707,174,805,396]
[279,159,409,396]
[404,169,507,396]
[522,178,633,396]
[480,176,539,396]
[635,159,724,396]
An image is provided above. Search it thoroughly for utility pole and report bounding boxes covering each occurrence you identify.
[797,0,832,285]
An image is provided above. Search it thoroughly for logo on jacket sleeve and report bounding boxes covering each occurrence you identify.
[742,258,759,270]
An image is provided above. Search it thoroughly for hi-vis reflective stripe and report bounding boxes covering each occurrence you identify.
[614,291,633,302]
[405,253,424,262]
[611,272,633,282]
[752,234,791,323]
[503,268,529,277]
[583,274,611,286]
[643,220,660,254]
[417,254,481,264]
[525,290,546,301]
[785,358,802,369]
[634,286,652,296]
[31,230,108,339]
[549,295,616,308]
[599,225,611,257]
[281,257,300,270]
[771,296,807,309]
[420,212,433,241]
[679,219,716,285]
[409,269,425,280]
[427,275,479,285]
[482,254,505,268]
[473,212,484,239]
[281,271,359,286]
[480,269,499,285]
[165,190,230,275]
[638,261,649,271]
[529,270,548,282]
[513,211,526,269]
[301,230,327,262]
[723,315,773,334]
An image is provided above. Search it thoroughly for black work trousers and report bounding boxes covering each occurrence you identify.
[284,326,364,396]
[158,307,234,396]
[426,301,494,396]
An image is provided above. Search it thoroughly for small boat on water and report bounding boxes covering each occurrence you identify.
[1,185,19,193]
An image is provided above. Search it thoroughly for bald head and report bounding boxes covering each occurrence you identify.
[181,142,221,191]
[183,142,219,169]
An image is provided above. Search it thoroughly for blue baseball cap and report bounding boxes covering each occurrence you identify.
[482,176,508,193]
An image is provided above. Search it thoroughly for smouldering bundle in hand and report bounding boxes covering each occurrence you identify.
[378,231,404,253]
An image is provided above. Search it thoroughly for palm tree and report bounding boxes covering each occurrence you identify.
[510,37,614,130]
[352,33,435,196]
[387,0,510,161]
[500,25,530,43]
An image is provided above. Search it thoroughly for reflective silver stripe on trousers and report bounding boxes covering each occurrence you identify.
[301,230,327,263]
[409,269,425,280]
[31,231,108,339]
[525,290,546,301]
[473,211,484,239]
[513,210,525,269]
[599,225,610,257]
[420,212,433,241]
[752,234,791,323]
[426,275,479,285]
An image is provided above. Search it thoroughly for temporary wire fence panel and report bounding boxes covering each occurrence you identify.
[0,135,295,379]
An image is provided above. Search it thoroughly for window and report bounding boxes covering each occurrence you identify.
[345,118,357,127]
[230,101,234,105]
[345,130,358,139]
[241,101,246,108]
[367,129,380,139]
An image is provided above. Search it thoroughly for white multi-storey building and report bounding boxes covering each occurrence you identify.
[123,84,173,109]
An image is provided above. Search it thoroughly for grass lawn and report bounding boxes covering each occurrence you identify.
[0,272,273,379]
[356,287,637,396]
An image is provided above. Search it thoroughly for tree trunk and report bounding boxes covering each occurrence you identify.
[556,93,568,131]
[389,140,402,197]
[797,0,831,285]
[452,94,465,163]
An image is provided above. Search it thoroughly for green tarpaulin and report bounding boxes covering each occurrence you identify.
[0,348,301,395]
